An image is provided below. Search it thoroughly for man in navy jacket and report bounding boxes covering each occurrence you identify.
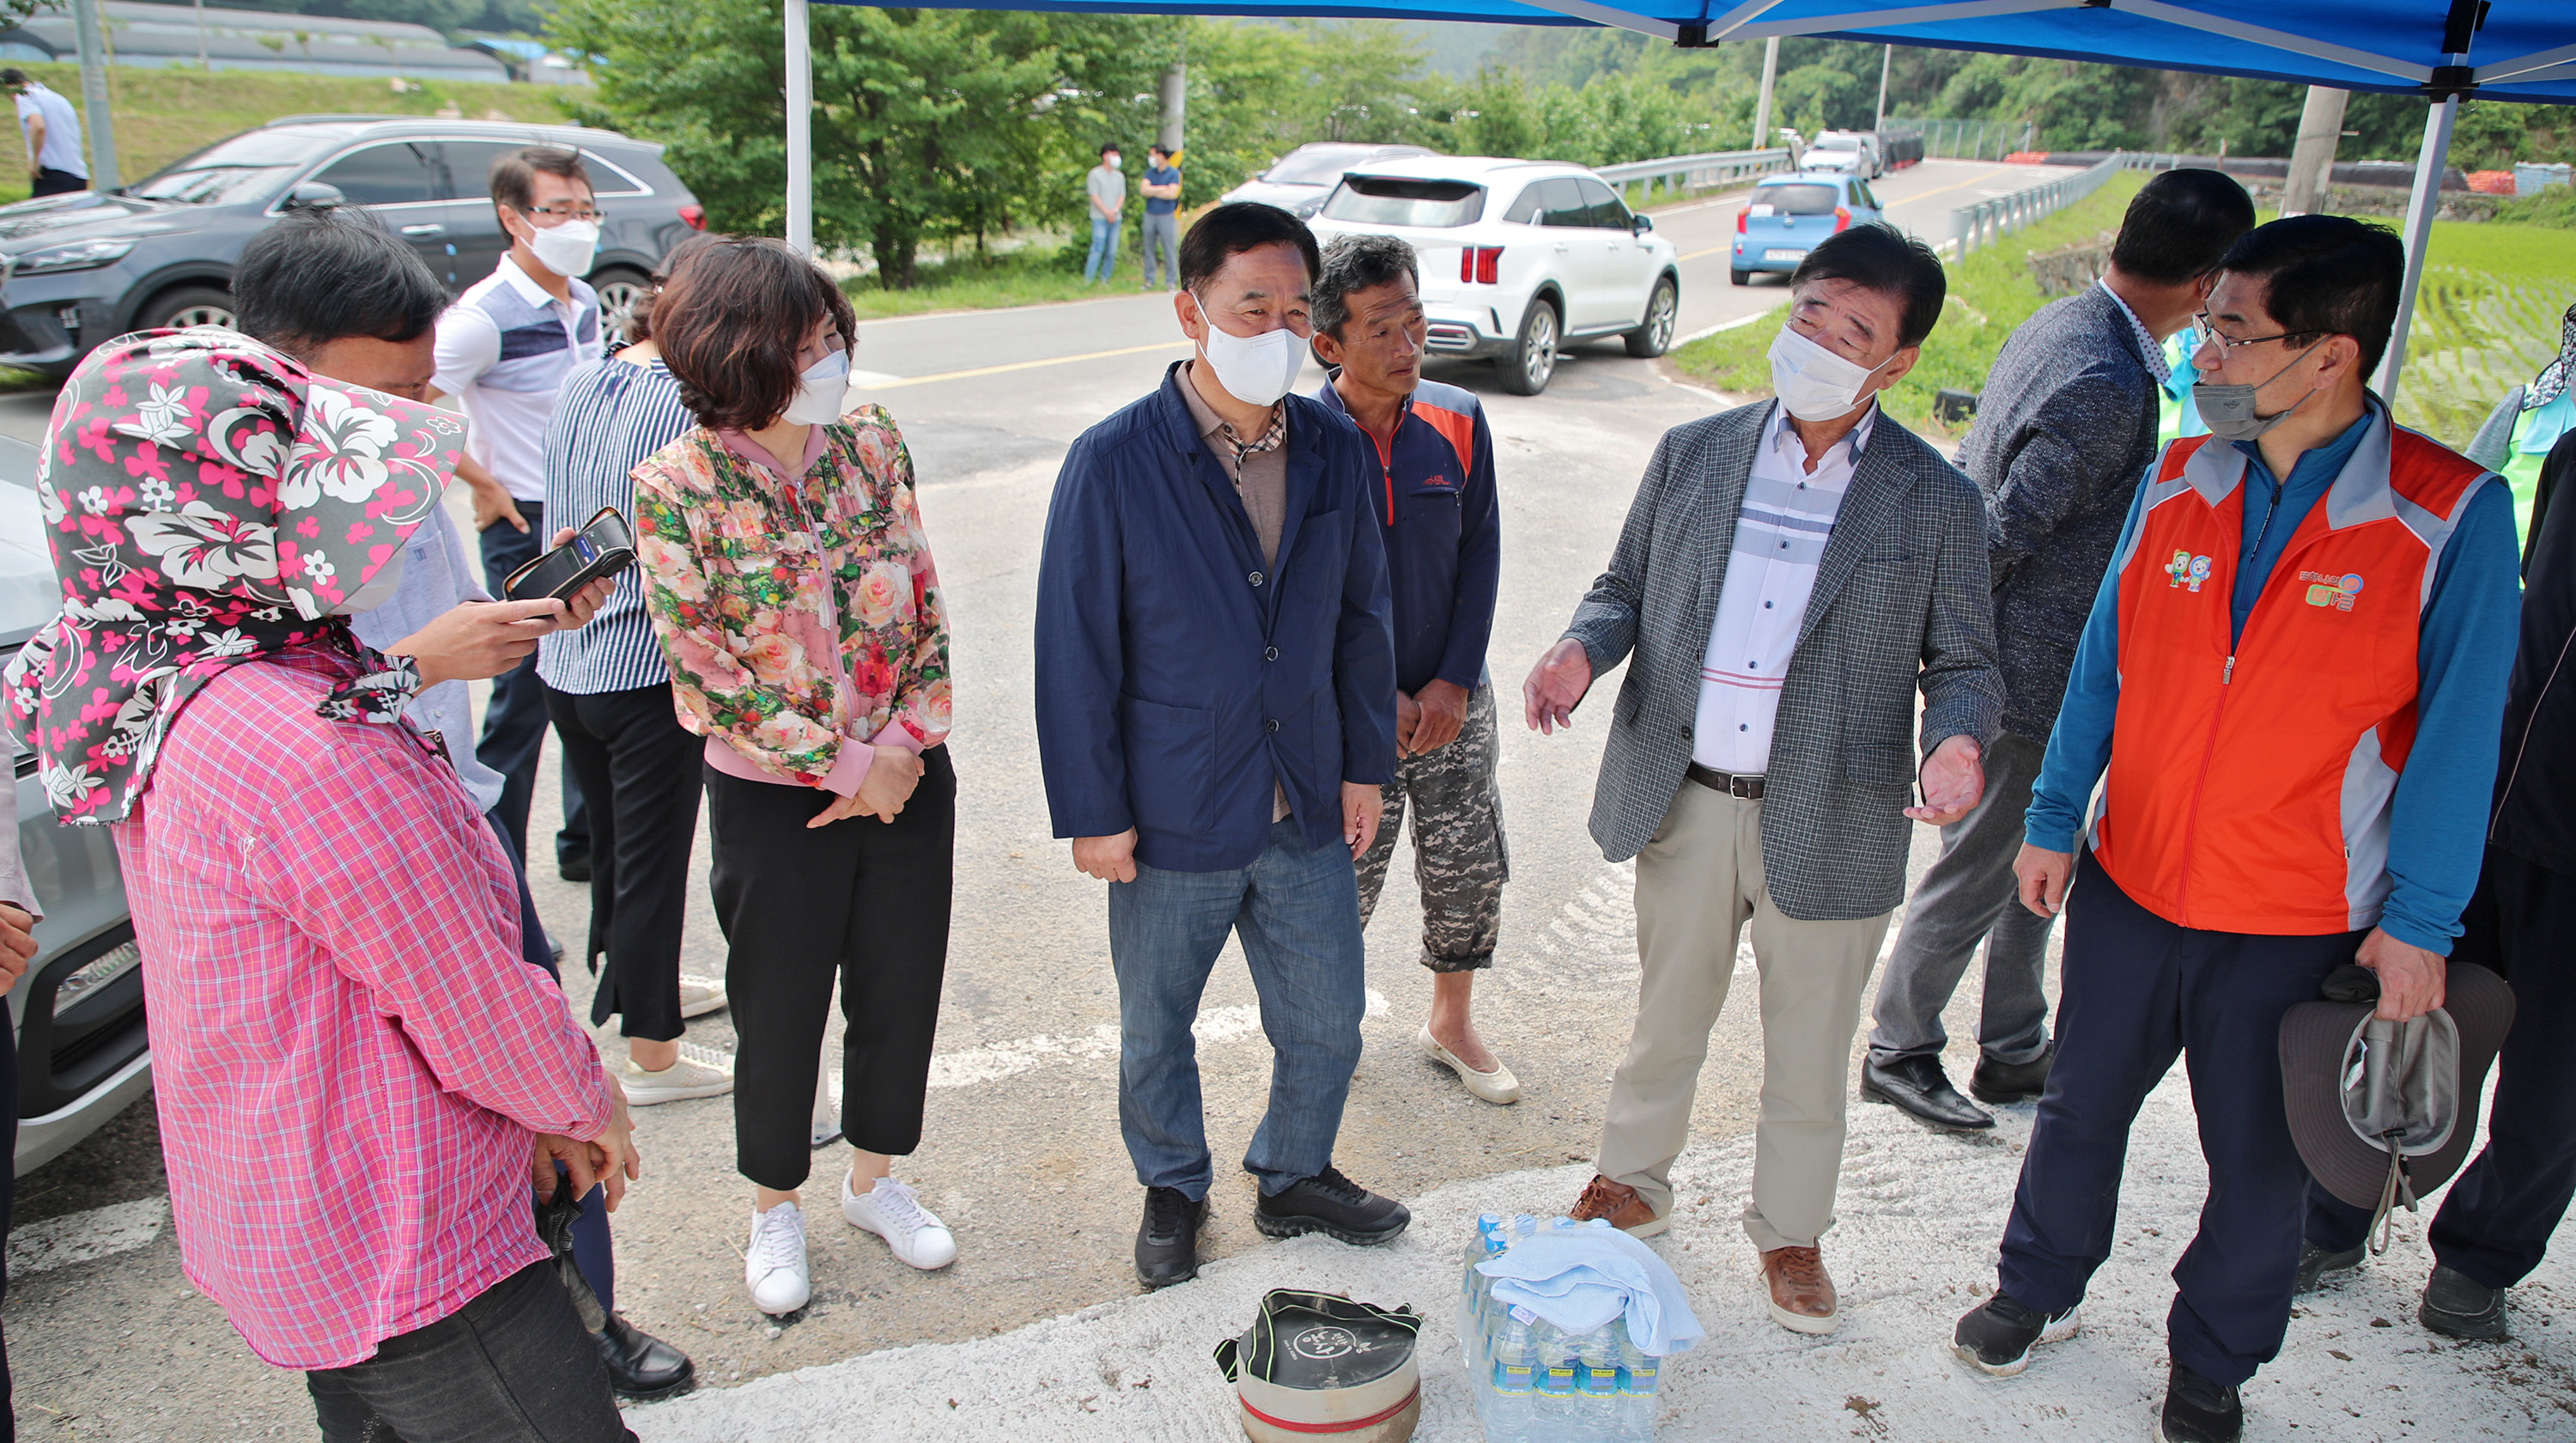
[1036,204,1406,1290]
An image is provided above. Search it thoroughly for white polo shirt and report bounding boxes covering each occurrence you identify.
[15,82,84,178]
[1692,402,1875,775]
[432,253,602,504]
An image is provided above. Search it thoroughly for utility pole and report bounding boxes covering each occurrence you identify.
[1874,44,1891,131]
[784,0,810,253]
[193,0,209,70]
[1752,35,1779,151]
[70,0,118,191]
[1157,55,1184,156]
[2281,86,2349,217]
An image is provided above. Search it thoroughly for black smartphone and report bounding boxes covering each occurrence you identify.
[504,506,637,604]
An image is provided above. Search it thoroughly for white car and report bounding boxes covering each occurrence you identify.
[1306,155,1680,396]
[1801,131,1882,180]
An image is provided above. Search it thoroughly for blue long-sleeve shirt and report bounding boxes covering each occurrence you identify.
[1313,376,1501,696]
[2026,405,2522,953]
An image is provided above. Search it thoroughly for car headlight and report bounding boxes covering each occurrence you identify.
[9,238,136,276]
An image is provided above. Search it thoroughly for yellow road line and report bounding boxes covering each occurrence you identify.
[853,339,1190,389]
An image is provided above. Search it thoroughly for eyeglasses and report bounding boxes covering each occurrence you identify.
[2193,312,2315,358]
[523,204,605,223]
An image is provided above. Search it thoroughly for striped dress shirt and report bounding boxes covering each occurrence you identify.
[1692,403,1875,774]
[537,355,698,694]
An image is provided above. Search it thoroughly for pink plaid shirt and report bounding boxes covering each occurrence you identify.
[115,652,616,1370]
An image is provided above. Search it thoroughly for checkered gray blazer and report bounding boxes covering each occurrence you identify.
[1564,400,2004,922]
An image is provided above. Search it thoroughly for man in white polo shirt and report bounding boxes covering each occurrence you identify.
[3,70,86,197]
[432,146,605,890]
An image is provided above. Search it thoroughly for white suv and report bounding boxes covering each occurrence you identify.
[1801,131,1882,180]
[1305,156,1680,396]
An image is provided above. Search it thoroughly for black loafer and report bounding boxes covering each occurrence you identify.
[1969,1042,2056,1105]
[593,1313,695,1400]
[2294,1239,2365,1295]
[1862,1054,1994,1130]
[2157,1362,2242,1443]
[1135,1185,1209,1290]
[1952,1290,2079,1377]
[2420,1264,2507,1340]
[1255,1166,1410,1245]
[560,855,594,883]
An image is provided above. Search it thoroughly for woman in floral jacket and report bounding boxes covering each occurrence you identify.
[632,238,957,1316]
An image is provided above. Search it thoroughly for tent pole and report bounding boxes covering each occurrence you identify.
[2374,95,2455,406]
[785,0,812,256]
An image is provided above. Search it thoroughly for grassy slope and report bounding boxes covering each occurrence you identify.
[0,61,569,204]
[1668,173,2576,454]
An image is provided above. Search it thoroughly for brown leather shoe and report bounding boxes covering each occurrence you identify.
[1569,1175,1668,1237]
[1761,1245,1839,1335]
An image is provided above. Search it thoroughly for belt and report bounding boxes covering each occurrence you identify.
[1686,763,1765,799]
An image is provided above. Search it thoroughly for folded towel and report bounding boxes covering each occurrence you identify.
[1474,1222,1704,1355]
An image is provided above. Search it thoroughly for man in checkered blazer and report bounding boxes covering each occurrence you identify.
[1523,224,2003,1336]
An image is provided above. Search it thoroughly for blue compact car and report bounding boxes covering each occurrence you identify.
[1729,174,1887,285]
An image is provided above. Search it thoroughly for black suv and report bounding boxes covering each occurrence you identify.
[0,116,703,376]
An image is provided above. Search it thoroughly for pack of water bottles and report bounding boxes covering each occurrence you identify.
[1458,1214,1660,1442]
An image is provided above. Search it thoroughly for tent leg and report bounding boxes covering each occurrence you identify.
[2375,95,2454,407]
[785,0,812,256]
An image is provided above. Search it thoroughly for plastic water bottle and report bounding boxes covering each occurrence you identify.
[1530,1320,1590,1440]
[1614,1331,1659,1441]
[1481,1303,1539,1443]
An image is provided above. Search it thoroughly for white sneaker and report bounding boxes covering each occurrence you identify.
[744,1202,811,1315]
[619,1042,734,1105]
[843,1172,957,1270]
[678,975,729,1019]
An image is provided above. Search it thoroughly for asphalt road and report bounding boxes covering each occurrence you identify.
[4,159,2060,1440]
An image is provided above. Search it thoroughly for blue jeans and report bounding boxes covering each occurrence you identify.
[1109,818,1366,1199]
[1084,216,1123,283]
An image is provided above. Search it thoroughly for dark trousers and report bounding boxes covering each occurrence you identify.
[706,749,954,1191]
[477,503,587,865]
[1,995,16,1443]
[305,1261,635,1443]
[28,168,81,198]
[546,684,702,1039]
[493,816,615,1317]
[2307,843,2576,1290]
[1997,852,2354,1387]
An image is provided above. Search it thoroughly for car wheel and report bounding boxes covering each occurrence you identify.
[1730,267,1751,287]
[1625,277,1678,358]
[1498,298,1558,396]
[141,285,236,332]
[590,266,651,348]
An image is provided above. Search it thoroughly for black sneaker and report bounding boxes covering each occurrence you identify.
[1952,1290,2080,1377]
[2420,1264,2507,1340]
[2157,1362,2242,1443]
[1969,1042,2056,1105]
[1255,1166,1410,1245]
[1134,1186,1208,1291]
[2293,1239,2365,1295]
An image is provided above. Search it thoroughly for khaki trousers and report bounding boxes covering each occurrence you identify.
[1595,782,1893,1251]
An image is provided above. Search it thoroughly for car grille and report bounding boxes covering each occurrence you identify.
[1426,322,1477,352]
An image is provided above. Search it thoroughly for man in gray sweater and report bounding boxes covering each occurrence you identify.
[1862,169,2254,1131]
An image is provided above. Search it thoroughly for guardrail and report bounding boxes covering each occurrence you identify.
[1596,148,1792,203]
[1944,152,2178,258]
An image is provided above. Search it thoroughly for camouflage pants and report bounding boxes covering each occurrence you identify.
[1355,684,1509,971]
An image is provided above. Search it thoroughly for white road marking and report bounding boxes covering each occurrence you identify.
[906,989,1393,1093]
[7,1196,168,1276]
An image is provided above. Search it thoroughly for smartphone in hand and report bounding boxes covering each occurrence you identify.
[504,507,637,603]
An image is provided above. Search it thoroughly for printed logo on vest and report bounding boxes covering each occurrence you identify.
[2301,571,2364,612]
[2164,550,2214,592]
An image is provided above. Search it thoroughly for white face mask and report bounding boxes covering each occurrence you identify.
[780,350,851,426]
[1767,321,1895,423]
[1195,309,1303,409]
[1106,155,1122,170]
[525,216,599,279]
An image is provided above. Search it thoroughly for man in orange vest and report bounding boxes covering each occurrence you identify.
[1947,216,2521,1443]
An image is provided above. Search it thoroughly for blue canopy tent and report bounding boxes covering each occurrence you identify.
[784,0,2576,396]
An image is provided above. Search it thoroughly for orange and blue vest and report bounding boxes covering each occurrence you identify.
[2081,418,2501,935]
[1314,377,1501,695]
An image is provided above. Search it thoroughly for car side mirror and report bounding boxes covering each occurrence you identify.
[1631,212,1654,236]
[282,180,346,211]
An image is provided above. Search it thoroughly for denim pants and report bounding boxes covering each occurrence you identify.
[305,1262,635,1442]
[476,502,588,866]
[1084,216,1124,283]
[1867,730,2056,1067]
[1109,817,1367,1199]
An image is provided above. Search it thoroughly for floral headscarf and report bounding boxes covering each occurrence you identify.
[2528,303,2576,411]
[4,328,465,823]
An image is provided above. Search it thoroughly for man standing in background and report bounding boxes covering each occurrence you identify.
[1862,169,2255,1132]
[2,70,83,198]
[1084,144,1126,285]
[1140,144,1182,291]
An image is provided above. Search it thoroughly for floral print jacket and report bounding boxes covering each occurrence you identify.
[632,405,951,784]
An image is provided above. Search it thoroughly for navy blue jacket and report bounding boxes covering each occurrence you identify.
[1315,376,1501,695]
[1036,363,1399,872]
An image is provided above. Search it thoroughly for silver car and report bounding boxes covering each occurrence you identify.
[0,434,150,1176]
[1220,143,1437,219]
